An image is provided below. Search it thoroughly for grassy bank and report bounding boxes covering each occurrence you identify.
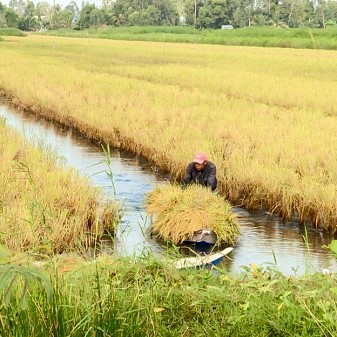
[0,116,120,255]
[1,251,337,336]
[40,26,337,50]
[0,36,337,230]
[0,28,26,37]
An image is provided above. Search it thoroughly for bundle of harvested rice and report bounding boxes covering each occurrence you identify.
[145,184,240,245]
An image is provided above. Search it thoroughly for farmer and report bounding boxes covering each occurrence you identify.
[182,152,217,191]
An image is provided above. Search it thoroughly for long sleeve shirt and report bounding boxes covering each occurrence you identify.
[183,161,217,191]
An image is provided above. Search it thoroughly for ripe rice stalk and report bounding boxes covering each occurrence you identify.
[145,184,239,246]
[0,121,121,255]
[100,200,123,235]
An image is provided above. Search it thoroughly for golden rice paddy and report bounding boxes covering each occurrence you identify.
[0,118,120,254]
[1,35,337,231]
[145,184,239,245]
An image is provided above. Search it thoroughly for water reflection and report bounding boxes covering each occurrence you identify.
[1,99,336,276]
[227,208,337,275]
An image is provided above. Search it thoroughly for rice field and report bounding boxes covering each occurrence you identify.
[1,35,337,230]
[0,117,120,254]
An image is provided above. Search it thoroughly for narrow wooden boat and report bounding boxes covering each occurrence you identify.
[173,247,233,269]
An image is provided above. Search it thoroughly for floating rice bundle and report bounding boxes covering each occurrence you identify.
[145,184,240,246]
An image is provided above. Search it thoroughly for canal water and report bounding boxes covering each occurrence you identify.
[1,100,336,276]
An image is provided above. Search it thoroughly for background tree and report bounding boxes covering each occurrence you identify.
[89,7,106,26]
[78,2,95,28]
[35,1,52,30]
[0,2,5,28]
[232,0,254,27]
[324,0,337,25]
[102,0,114,9]
[313,0,337,27]
[4,6,20,27]
[109,0,178,26]
[197,0,227,28]
[253,0,278,25]
[64,1,80,28]
[9,0,25,16]
[79,2,96,29]
[184,0,204,26]
[17,1,37,30]
[156,0,179,25]
[128,6,159,25]
[47,4,70,29]
[1,0,335,30]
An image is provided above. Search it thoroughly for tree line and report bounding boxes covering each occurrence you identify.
[0,0,336,31]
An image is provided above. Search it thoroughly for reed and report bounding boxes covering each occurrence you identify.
[145,184,239,245]
[0,35,337,231]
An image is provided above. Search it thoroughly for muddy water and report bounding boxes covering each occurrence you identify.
[1,100,336,276]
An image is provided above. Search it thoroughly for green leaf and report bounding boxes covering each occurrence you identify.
[323,240,337,258]
[19,277,29,310]
[4,274,18,306]
[0,268,13,294]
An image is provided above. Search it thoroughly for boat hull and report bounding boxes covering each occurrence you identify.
[173,247,233,269]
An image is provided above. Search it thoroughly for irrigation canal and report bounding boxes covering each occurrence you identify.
[1,100,337,276]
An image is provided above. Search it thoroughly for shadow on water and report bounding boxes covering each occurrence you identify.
[1,99,336,276]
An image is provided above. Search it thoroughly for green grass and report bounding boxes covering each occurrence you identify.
[0,28,26,37]
[38,26,337,50]
[1,252,337,337]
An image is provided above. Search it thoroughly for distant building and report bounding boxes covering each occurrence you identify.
[221,25,234,30]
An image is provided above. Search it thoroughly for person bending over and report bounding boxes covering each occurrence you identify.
[183,152,217,191]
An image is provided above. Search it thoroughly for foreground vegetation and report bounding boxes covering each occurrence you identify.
[0,117,120,254]
[1,245,337,337]
[0,35,337,231]
[42,26,337,50]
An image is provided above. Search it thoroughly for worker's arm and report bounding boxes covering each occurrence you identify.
[207,164,217,191]
[182,163,193,188]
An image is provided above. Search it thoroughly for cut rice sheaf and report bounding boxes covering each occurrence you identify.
[145,184,240,245]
